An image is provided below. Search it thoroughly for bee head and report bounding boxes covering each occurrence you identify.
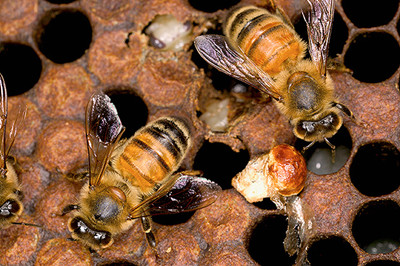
[68,216,113,249]
[293,111,342,143]
[0,199,23,227]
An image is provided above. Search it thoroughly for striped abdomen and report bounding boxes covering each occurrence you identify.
[224,6,305,76]
[115,117,191,193]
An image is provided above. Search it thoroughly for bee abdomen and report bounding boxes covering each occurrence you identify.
[224,6,304,76]
[117,117,191,191]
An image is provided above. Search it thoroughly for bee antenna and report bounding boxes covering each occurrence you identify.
[302,140,315,153]
[11,221,41,227]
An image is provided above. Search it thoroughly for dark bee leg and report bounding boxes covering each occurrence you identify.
[302,141,316,153]
[61,204,80,216]
[11,221,41,227]
[141,216,157,252]
[324,137,336,163]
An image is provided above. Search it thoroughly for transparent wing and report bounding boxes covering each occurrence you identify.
[129,174,222,219]
[303,0,335,77]
[0,74,8,170]
[85,92,125,188]
[194,35,283,102]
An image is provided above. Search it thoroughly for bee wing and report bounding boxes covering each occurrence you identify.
[194,35,283,102]
[129,174,222,219]
[0,74,26,170]
[85,92,125,187]
[303,0,335,77]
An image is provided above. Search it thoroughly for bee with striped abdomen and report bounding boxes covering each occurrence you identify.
[63,92,221,250]
[195,0,355,150]
[0,73,26,228]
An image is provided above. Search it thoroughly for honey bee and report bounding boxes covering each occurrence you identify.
[63,92,221,250]
[0,73,26,228]
[194,0,355,150]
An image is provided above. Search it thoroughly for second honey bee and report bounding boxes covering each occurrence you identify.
[0,73,26,228]
[195,0,355,150]
[63,92,221,250]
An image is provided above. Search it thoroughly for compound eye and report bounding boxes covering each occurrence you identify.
[95,231,112,247]
[0,200,21,217]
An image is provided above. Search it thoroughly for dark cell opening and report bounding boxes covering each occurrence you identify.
[366,261,400,266]
[248,215,295,265]
[36,9,92,64]
[45,0,76,3]
[252,198,277,210]
[307,236,358,266]
[295,126,352,175]
[295,11,348,58]
[0,43,42,95]
[344,32,400,83]
[152,212,194,226]
[342,0,399,28]
[188,0,240,13]
[349,142,400,197]
[105,90,148,139]
[352,200,400,254]
[193,141,249,190]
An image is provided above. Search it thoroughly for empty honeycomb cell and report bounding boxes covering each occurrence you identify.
[248,215,295,265]
[106,91,148,139]
[352,200,400,254]
[193,141,249,189]
[253,198,277,210]
[366,261,400,266]
[0,43,42,95]
[306,236,358,266]
[344,32,400,83]
[152,211,194,226]
[294,11,348,59]
[295,126,352,175]
[188,0,240,13]
[349,142,400,197]
[35,9,92,64]
[342,0,399,28]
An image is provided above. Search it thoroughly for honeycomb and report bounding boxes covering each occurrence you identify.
[0,0,400,265]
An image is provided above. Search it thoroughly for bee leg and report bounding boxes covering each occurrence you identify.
[324,137,336,163]
[61,204,80,216]
[141,216,158,253]
[302,141,316,153]
[327,58,353,74]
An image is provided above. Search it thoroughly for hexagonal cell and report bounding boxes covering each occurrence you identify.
[344,32,400,83]
[188,0,240,13]
[342,0,399,28]
[306,235,358,266]
[193,141,249,189]
[35,9,92,64]
[295,126,352,175]
[0,43,42,95]
[106,90,148,139]
[349,142,400,197]
[352,200,400,254]
[248,215,295,265]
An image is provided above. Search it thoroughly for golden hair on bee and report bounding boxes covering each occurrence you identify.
[63,92,221,251]
[0,73,27,229]
[195,0,355,150]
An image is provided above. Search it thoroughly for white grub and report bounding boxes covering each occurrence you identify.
[145,14,192,51]
[231,153,275,203]
[199,98,230,132]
